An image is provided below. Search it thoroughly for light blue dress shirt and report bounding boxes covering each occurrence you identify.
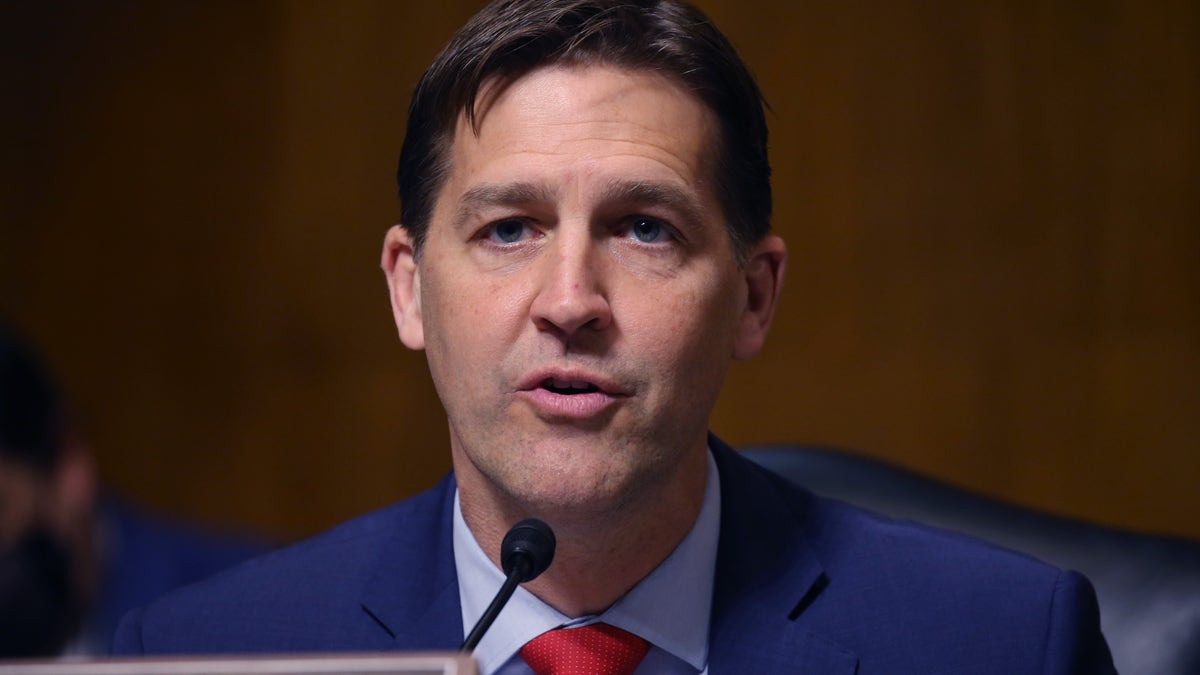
[454,449,721,675]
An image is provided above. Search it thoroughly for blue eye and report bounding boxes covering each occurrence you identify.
[630,217,667,243]
[489,219,526,243]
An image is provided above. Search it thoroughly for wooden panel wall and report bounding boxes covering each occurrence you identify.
[2,1,1196,541]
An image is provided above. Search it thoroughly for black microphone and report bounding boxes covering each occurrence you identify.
[460,518,556,653]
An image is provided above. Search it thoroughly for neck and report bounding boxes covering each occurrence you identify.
[456,444,708,617]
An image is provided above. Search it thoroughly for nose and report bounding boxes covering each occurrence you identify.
[529,231,613,340]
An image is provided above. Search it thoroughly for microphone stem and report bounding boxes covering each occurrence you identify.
[460,566,523,653]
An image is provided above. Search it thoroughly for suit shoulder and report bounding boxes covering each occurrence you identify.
[810,491,1063,579]
[720,444,1064,583]
[785,482,1111,670]
[715,442,1080,628]
[187,483,442,585]
[814,496,1112,670]
[114,476,455,654]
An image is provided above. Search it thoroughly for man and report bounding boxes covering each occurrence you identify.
[114,1,1116,672]
[0,324,266,656]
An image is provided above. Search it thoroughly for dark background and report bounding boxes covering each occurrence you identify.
[2,1,1197,541]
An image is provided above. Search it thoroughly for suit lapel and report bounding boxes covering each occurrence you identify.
[358,474,464,650]
[708,438,859,673]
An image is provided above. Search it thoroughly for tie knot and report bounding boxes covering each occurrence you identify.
[520,623,650,675]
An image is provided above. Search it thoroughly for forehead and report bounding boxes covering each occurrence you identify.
[436,64,719,207]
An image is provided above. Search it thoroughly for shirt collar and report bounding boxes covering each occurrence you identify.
[455,448,721,673]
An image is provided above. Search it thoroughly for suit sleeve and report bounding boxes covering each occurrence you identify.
[111,607,146,655]
[1041,570,1118,674]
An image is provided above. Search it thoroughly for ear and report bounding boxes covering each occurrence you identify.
[381,225,425,350]
[733,234,787,360]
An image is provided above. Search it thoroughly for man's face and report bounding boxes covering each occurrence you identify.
[385,65,783,517]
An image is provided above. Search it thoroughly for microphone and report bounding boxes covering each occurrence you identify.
[460,518,556,653]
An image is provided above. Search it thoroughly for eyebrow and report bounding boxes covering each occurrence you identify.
[451,179,706,227]
[599,179,706,227]
[453,182,554,228]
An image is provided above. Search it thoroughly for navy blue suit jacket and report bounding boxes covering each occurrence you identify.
[113,438,1115,673]
[86,498,267,655]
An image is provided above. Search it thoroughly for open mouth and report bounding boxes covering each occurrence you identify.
[541,378,602,395]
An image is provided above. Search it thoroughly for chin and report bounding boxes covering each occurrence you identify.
[510,460,659,517]
[454,426,678,513]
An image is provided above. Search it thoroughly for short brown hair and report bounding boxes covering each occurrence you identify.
[396,0,771,262]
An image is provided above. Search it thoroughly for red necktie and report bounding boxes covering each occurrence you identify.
[520,623,651,675]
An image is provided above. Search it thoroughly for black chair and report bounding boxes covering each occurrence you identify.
[742,445,1200,675]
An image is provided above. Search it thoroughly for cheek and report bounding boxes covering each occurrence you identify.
[419,273,480,386]
[421,266,472,340]
[421,272,530,368]
[631,276,740,372]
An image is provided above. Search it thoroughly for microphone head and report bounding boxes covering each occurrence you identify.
[501,518,556,583]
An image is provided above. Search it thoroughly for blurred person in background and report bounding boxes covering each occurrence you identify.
[0,323,268,657]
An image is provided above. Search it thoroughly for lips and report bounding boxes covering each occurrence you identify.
[516,369,629,419]
[541,377,601,395]
[518,369,628,396]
